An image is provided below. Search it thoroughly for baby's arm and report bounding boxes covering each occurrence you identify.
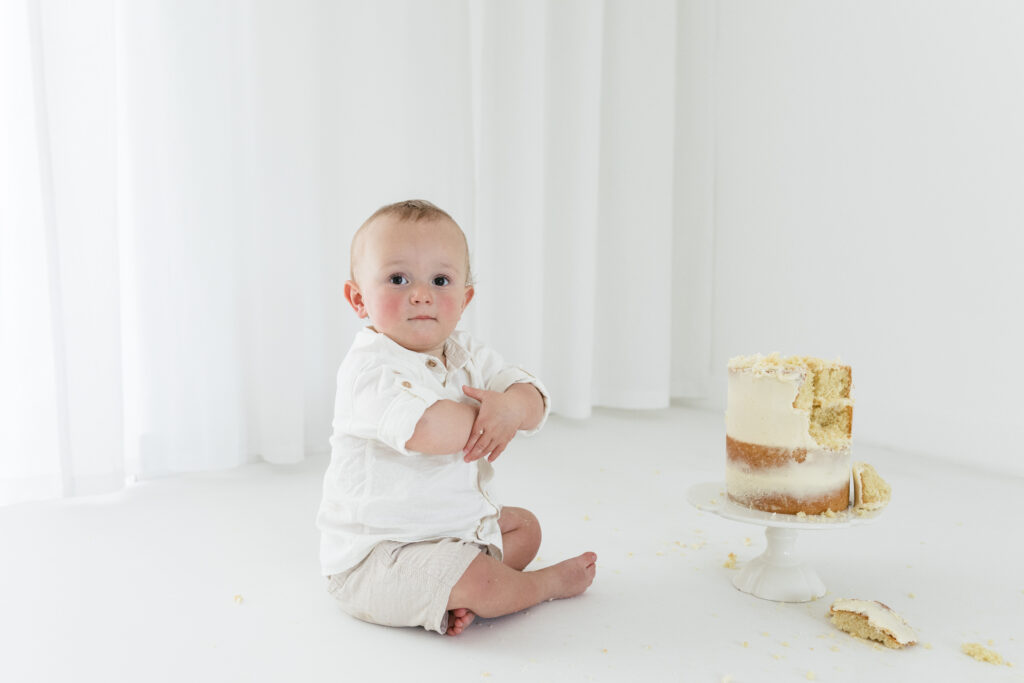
[461,383,545,463]
[405,400,478,455]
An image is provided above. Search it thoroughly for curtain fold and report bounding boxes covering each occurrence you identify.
[0,0,715,505]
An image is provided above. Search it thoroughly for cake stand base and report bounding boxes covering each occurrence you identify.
[731,527,825,602]
[686,481,883,603]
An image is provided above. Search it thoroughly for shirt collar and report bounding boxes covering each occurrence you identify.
[443,335,470,371]
[358,326,470,371]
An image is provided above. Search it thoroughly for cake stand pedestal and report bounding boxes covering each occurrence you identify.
[686,481,882,603]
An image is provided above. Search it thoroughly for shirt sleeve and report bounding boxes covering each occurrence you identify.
[344,363,444,455]
[467,337,551,436]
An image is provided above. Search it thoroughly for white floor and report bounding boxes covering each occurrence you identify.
[2,406,1022,683]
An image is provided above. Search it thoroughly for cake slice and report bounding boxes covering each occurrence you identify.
[852,462,891,512]
[828,599,917,649]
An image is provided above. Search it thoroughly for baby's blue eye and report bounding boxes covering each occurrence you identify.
[433,276,451,287]
[388,274,409,285]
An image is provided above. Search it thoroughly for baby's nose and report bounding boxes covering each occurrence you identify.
[410,285,432,304]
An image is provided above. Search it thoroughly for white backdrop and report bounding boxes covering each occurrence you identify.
[703,1,1024,477]
[1,0,715,504]
[3,0,1022,506]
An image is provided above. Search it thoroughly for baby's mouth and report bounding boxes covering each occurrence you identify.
[409,315,436,321]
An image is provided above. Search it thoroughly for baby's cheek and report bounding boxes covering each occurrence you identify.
[439,297,466,316]
[371,293,404,323]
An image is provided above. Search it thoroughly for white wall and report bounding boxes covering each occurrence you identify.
[703,1,1024,476]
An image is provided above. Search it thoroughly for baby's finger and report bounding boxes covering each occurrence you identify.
[487,443,506,462]
[463,428,482,455]
[474,436,494,458]
[464,429,493,461]
[462,385,486,402]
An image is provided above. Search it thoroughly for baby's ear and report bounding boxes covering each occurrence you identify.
[344,281,369,318]
[462,285,475,310]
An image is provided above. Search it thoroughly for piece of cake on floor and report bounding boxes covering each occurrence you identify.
[725,353,853,515]
[852,462,891,512]
[828,599,917,649]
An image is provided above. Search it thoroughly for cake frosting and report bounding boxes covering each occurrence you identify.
[829,599,917,649]
[725,353,853,515]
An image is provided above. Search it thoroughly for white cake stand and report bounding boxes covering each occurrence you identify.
[686,481,883,603]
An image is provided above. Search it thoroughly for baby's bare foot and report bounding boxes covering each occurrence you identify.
[547,552,597,600]
[446,607,477,636]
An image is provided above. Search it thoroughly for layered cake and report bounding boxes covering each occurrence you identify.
[829,599,917,649]
[725,353,853,515]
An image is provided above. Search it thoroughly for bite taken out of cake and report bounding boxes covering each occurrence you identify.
[725,353,853,515]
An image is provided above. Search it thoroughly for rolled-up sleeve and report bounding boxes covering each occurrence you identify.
[487,366,550,436]
[347,364,444,455]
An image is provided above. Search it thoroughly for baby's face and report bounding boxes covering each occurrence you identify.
[347,215,473,358]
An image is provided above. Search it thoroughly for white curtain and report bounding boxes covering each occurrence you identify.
[0,0,715,506]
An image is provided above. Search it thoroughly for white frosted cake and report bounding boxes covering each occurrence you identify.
[725,353,853,515]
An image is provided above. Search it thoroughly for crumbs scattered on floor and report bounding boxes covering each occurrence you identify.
[723,553,737,569]
[962,642,1012,666]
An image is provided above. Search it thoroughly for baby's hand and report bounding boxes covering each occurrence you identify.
[461,385,525,463]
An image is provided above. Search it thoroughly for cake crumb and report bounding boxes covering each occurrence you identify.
[961,642,1010,666]
[233,594,244,604]
[723,553,738,569]
[806,672,816,680]
[742,641,749,648]
[908,593,915,599]
[743,537,752,546]
[796,512,808,519]
[822,509,837,518]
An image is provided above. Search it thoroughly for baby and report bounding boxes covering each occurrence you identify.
[317,199,597,636]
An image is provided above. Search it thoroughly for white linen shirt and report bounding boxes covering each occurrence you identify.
[317,328,550,577]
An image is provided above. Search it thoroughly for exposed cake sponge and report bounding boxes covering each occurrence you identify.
[853,462,891,511]
[728,353,852,449]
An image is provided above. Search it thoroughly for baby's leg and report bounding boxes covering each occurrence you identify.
[496,506,542,570]
[446,506,595,635]
[447,551,597,623]
[447,506,542,635]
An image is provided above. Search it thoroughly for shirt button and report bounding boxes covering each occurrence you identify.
[426,359,437,368]
[401,381,412,388]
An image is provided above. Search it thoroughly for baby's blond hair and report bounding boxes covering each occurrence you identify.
[350,199,473,285]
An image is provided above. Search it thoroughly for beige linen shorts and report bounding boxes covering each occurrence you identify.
[327,538,498,635]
